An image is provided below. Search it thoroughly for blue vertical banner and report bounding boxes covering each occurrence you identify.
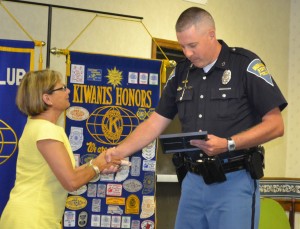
[0,39,34,215]
[64,51,162,229]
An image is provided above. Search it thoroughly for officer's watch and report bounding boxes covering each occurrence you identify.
[227,137,236,152]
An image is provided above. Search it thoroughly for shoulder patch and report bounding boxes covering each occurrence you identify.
[247,59,274,86]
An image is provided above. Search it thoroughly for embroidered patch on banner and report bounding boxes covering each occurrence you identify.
[66,106,89,121]
[101,215,111,228]
[131,220,141,229]
[142,140,156,160]
[91,215,101,227]
[122,216,132,228]
[69,126,84,151]
[114,159,130,182]
[123,179,143,193]
[140,196,155,219]
[92,198,101,212]
[141,220,155,229]
[87,183,97,197]
[65,196,87,210]
[247,59,274,86]
[111,215,122,227]
[64,211,76,227]
[125,194,140,214]
[78,211,88,227]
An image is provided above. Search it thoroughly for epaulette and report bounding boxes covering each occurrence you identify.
[229,47,258,61]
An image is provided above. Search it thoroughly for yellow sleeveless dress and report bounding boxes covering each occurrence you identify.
[0,119,75,229]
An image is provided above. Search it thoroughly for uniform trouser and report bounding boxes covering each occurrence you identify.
[175,170,260,229]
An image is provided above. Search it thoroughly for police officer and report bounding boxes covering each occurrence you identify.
[106,7,287,229]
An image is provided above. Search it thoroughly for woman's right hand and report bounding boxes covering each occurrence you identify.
[92,151,119,173]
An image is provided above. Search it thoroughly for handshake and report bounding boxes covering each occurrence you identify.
[91,147,131,175]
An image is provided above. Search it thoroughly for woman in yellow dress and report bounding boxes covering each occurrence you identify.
[0,69,121,229]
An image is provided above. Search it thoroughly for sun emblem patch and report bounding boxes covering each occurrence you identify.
[106,67,122,88]
[247,59,274,86]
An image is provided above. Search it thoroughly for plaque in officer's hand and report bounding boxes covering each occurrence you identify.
[159,131,208,154]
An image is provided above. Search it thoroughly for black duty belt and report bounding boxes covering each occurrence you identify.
[180,147,264,184]
[185,153,247,175]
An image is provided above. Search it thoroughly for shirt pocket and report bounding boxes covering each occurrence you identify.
[175,87,194,122]
[210,89,240,120]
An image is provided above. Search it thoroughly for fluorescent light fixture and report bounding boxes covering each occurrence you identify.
[183,0,208,4]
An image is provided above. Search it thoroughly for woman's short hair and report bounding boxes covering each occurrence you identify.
[16,69,62,116]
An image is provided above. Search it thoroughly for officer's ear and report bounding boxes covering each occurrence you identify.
[208,30,215,39]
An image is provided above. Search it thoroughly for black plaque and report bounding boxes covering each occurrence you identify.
[159,131,208,154]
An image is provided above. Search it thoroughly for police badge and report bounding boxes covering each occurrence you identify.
[222,70,231,85]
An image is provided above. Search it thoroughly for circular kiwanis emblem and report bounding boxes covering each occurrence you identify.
[86,106,139,144]
[0,120,18,165]
[102,107,123,141]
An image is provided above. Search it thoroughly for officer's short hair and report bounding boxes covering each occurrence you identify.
[175,7,215,32]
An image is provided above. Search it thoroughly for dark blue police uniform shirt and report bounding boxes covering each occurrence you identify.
[156,40,287,138]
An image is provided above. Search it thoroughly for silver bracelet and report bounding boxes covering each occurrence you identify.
[87,159,100,176]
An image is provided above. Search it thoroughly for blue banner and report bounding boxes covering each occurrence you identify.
[64,51,162,229]
[0,39,34,215]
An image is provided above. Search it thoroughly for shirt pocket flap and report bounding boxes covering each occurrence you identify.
[211,89,238,100]
[176,88,194,102]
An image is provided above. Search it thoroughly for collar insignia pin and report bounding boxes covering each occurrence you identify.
[222,70,231,85]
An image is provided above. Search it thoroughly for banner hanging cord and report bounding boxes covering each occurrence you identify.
[51,13,176,81]
[0,2,45,69]
[66,15,97,50]
[140,20,177,83]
